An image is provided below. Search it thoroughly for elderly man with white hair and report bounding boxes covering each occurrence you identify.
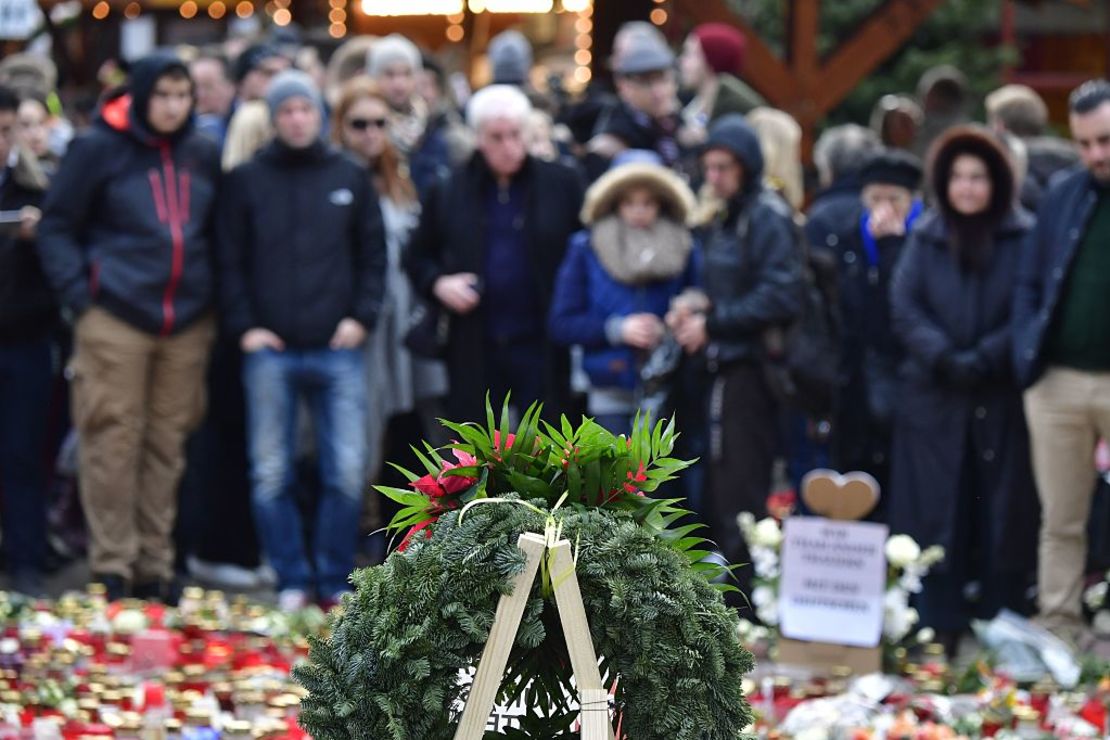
[367,33,454,196]
[404,84,584,423]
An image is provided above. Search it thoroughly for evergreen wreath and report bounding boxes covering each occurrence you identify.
[294,500,755,739]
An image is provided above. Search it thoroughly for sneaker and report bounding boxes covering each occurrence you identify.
[187,556,262,590]
[254,563,278,588]
[278,588,309,612]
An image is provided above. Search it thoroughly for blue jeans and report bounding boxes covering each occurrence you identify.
[0,340,51,574]
[242,347,368,597]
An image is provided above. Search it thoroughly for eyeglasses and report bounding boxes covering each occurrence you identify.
[346,117,388,131]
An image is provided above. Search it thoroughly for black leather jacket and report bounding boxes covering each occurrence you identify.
[701,189,805,369]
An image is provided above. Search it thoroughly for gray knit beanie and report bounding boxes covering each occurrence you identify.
[367,34,421,78]
[265,69,322,121]
[488,30,532,85]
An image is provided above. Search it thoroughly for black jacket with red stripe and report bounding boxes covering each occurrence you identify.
[38,54,221,336]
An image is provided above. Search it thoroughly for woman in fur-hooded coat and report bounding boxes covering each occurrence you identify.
[888,125,1039,645]
[548,151,700,433]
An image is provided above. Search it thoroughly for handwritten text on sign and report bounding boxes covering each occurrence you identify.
[779,517,888,647]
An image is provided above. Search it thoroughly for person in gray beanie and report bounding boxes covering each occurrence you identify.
[218,58,387,612]
[488,30,533,86]
[367,34,422,116]
[265,69,323,123]
[367,33,452,197]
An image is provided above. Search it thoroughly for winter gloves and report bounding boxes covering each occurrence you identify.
[936,349,991,390]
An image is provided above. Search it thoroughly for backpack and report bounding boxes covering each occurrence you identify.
[736,203,840,419]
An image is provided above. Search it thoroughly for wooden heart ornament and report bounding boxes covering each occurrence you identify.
[801,469,881,521]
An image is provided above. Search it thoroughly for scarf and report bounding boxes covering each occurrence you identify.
[591,214,693,286]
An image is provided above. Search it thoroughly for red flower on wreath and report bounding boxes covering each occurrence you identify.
[409,449,479,499]
[492,430,516,461]
[438,449,478,494]
[411,474,447,498]
[397,499,461,552]
[623,462,648,495]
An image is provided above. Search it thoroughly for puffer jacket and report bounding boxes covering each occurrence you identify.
[548,229,700,390]
[38,53,221,336]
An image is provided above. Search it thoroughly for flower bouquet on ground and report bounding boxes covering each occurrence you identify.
[294,397,755,739]
[737,511,945,665]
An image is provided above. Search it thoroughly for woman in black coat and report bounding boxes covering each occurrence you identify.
[889,125,1039,652]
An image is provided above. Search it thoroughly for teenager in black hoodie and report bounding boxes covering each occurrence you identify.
[38,52,221,602]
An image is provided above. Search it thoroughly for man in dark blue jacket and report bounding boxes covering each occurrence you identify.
[218,70,386,611]
[1014,79,1110,645]
[666,114,803,592]
[38,52,220,603]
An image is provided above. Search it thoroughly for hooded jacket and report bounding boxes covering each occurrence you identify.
[38,53,221,336]
[549,162,700,391]
[890,206,1038,576]
[699,114,804,368]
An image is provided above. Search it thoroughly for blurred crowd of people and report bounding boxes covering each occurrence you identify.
[1,19,1109,656]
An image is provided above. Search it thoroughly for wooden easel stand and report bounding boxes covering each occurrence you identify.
[454,533,615,740]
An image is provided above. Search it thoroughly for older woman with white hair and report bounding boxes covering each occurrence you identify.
[404,84,585,423]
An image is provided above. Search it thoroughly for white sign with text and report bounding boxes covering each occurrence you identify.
[779,516,888,648]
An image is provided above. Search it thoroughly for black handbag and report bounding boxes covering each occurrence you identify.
[403,301,450,359]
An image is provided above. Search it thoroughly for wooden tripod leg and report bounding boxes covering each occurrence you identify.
[579,689,613,740]
[453,532,547,740]
[548,541,615,740]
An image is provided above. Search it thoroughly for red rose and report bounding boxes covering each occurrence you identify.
[766,489,797,521]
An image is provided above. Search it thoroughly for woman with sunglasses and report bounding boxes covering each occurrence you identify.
[331,77,447,511]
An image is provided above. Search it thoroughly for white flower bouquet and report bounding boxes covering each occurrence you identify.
[736,513,945,652]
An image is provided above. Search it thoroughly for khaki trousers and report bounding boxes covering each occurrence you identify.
[1024,367,1110,625]
[70,307,214,583]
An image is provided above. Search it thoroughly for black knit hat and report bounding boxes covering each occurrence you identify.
[234,44,282,83]
[860,148,923,191]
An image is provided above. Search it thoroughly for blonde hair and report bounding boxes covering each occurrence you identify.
[222,100,273,171]
[748,107,804,211]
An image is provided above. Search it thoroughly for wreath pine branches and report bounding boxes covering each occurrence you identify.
[295,501,753,739]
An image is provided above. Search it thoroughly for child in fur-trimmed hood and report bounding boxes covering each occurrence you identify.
[548,150,700,433]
